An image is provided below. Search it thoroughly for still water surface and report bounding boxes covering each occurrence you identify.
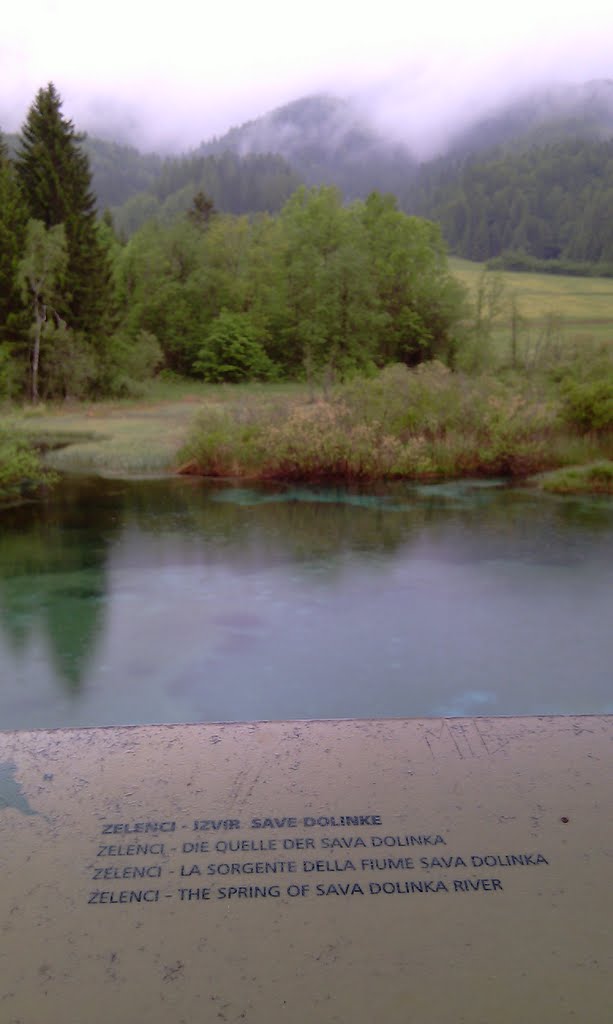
[0,476,611,729]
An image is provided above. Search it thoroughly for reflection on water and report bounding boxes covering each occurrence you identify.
[0,476,612,729]
[0,484,119,697]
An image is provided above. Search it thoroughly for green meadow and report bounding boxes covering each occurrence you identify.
[450,258,613,323]
[451,258,613,364]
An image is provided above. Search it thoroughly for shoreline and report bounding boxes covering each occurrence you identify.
[2,384,612,499]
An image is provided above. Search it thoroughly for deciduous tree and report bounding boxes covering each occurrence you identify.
[17,219,68,401]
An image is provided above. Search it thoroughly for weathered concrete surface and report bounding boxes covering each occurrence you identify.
[1,716,611,1023]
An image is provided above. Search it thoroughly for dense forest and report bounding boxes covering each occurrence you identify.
[0,84,465,402]
[408,138,613,268]
[3,132,304,238]
[401,81,613,269]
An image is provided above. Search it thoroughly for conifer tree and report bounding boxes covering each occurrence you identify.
[187,190,217,229]
[0,132,29,348]
[15,83,112,338]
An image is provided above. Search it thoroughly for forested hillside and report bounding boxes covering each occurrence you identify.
[103,94,415,235]
[83,138,163,208]
[7,81,612,260]
[441,79,613,157]
[403,80,613,269]
[407,138,613,266]
[110,151,303,236]
[197,95,416,199]
[5,130,304,236]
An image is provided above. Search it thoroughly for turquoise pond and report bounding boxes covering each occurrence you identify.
[0,476,611,729]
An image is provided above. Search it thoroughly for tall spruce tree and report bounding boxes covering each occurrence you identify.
[0,131,29,348]
[15,83,112,338]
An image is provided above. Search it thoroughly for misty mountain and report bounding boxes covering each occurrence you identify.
[196,94,417,199]
[402,81,613,266]
[96,93,417,234]
[442,79,613,157]
[83,138,164,208]
[6,80,613,263]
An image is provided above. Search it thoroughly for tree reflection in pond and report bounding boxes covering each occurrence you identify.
[0,480,121,695]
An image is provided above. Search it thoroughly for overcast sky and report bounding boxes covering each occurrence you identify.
[2,0,613,152]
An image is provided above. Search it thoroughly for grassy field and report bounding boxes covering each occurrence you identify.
[450,258,613,324]
[450,258,613,366]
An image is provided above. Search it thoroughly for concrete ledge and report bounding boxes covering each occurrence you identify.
[1,716,611,1023]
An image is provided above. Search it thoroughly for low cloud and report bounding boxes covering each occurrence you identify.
[2,0,612,154]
